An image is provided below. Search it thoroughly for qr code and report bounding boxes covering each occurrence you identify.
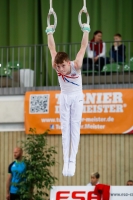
[29,94,49,114]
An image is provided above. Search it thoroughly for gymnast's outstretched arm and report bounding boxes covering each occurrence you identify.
[74,24,90,70]
[46,26,57,68]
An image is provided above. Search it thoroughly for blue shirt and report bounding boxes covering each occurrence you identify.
[8,160,26,194]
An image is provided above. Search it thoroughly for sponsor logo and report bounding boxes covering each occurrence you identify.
[56,191,101,200]
[50,124,54,129]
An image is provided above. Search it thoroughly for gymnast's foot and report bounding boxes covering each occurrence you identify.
[62,162,68,176]
[67,161,76,177]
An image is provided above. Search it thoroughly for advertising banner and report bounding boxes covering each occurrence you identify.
[50,186,133,200]
[24,89,133,134]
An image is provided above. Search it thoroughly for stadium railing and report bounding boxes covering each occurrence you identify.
[0,41,133,95]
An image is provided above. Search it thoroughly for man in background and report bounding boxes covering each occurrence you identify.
[87,172,100,186]
[6,147,26,200]
[126,180,133,186]
[109,33,126,63]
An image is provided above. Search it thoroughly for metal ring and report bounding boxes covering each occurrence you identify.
[47,11,57,29]
[78,9,90,28]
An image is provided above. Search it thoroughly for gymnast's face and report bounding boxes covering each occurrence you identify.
[56,60,71,75]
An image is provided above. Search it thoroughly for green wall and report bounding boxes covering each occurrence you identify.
[0,0,133,86]
[0,0,133,46]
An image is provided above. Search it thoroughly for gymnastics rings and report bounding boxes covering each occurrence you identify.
[78,0,90,28]
[47,0,57,29]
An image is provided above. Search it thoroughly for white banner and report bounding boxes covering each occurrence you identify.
[50,186,133,200]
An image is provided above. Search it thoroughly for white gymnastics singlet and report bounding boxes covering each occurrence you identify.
[57,61,82,94]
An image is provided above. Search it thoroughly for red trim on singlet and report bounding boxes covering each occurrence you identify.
[57,72,79,82]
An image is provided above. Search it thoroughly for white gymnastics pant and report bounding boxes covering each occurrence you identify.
[60,92,83,163]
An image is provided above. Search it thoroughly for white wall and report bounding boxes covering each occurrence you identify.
[0,96,24,131]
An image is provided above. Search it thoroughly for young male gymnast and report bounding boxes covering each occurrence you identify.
[46,24,90,176]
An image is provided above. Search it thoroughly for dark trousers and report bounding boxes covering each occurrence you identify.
[83,57,105,72]
[10,193,20,200]
[109,50,125,63]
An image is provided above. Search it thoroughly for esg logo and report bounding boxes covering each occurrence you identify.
[56,191,101,200]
